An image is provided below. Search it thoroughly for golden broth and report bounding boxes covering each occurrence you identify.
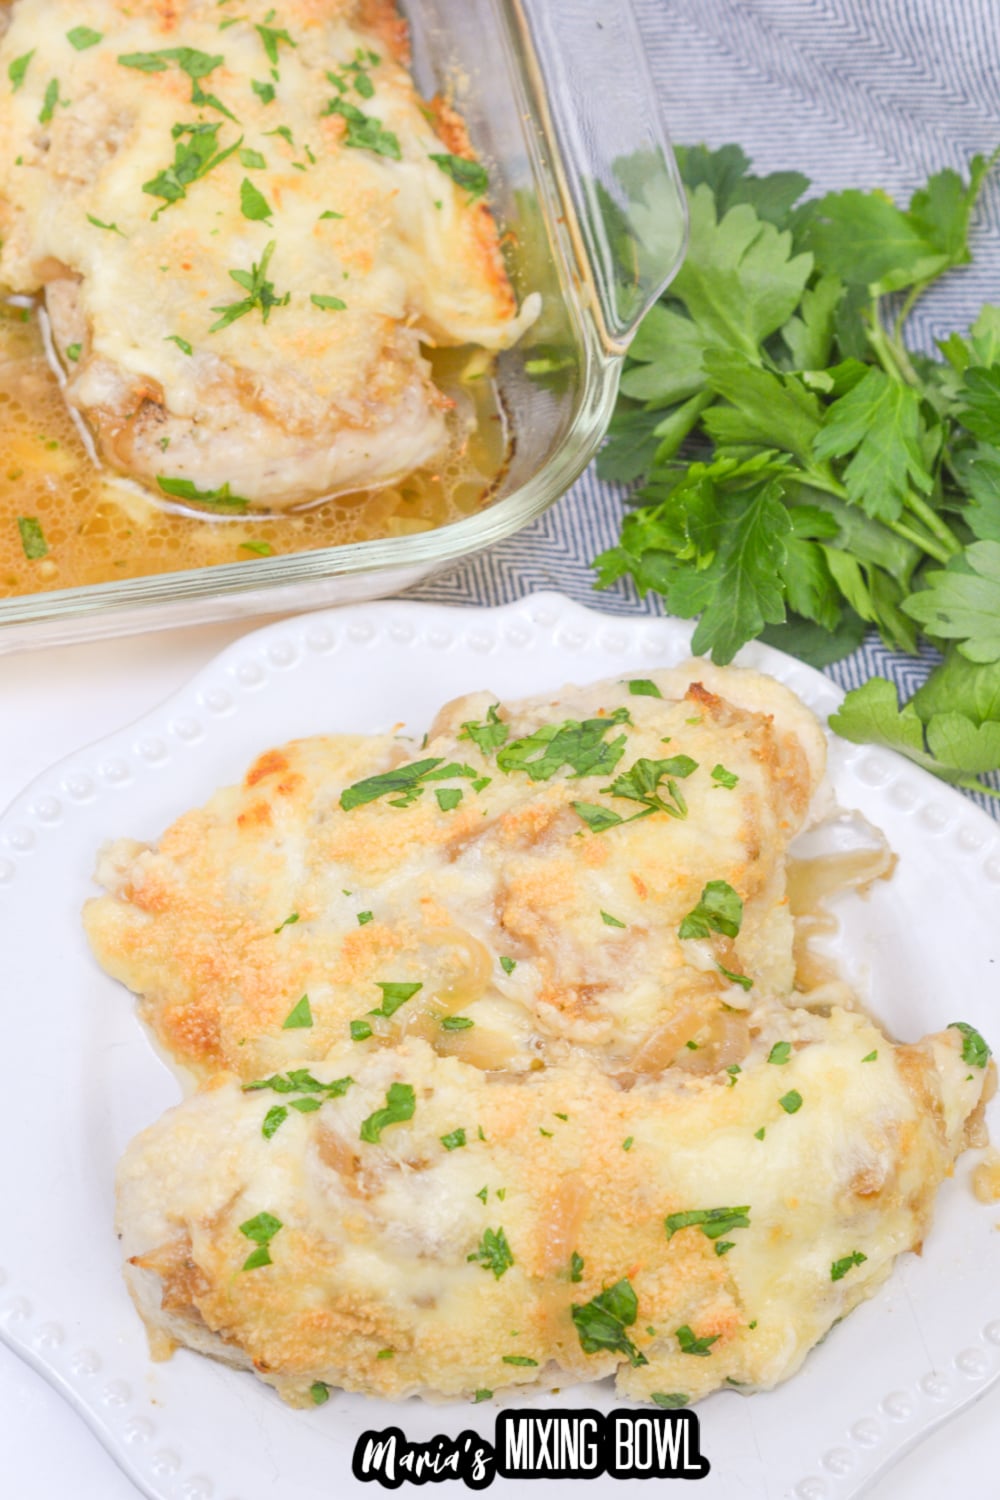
[0,300,510,598]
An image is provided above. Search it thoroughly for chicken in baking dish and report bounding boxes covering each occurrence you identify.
[84,662,828,1084]
[0,0,536,510]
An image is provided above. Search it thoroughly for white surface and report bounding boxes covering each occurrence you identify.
[0,598,998,1500]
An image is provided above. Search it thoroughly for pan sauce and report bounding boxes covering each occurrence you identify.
[0,299,509,598]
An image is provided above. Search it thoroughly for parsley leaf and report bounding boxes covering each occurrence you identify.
[665,1206,750,1242]
[239,1210,282,1269]
[360,1081,415,1143]
[240,175,273,222]
[675,1324,720,1357]
[252,79,275,104]
[256,23,296,65]
[281,994,313,1029]
[17,516,47,560]
[324,97,400,159]
[496,708,631,782]
[468,1226,514,1278]
[651,1393,690,1410]
[678,880,743,940]
[829,677,1000,795]
[627,679,663,698]
[340,757,476,810]
[499,956,516,975]
[8,51,34,92]
[831,1250,867,1281]
[711,763,739,788]
[779,1089,803,1114]
[767,1041,791,1065]
[570,1251,584,1283]
[143,122,243,217]
[814,369,933,523]
[38,79,60,126]
[86,214,126,236]
[571,1279,648,1367]
[157,476,249,512]
[459,704,509,754]
[903,541,1000,662]
[311,293,347,311]
[429,152,488,198]
[441,1128,467,1151]
[370,980,422,1018]
[441,1015,474,1030]
[601,910,626,928]
[67,27,103,50]
[949,1021,991,1067]
[262,1104,287,1138]
[210,240,290,331]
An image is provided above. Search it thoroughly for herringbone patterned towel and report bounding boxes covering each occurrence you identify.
[409,0,1000,817]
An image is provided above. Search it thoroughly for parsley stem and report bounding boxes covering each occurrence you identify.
[867,298,920,388]
[901,490,962,557]
[886,516,954,564]
[804,460,959,564]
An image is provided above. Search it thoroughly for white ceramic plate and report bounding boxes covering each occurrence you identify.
[1,594,999,1500]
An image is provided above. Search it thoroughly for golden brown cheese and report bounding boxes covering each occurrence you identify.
[116,1017,988,1406]
[84,663,827,1083]
[0,0,536,508]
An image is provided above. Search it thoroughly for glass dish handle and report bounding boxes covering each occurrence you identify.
[514,0,688,351]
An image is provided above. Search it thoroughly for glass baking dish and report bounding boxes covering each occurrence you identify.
[0,0,686,652]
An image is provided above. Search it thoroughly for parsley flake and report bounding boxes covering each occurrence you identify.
[499,956,517,975]
[861,1049,878,1062]
[66,342,81,362]
[601,910,626,928]
[711,763,740,789]
[164,334,193,355]
[949,1021,991,1067]
[282,994,313,1029]
[676,1324,720,1357]
[627,679,663,698]
[360,1081,415,1143]
[324,97,400,158]
[441,1128,467,1151]
[665,1206,750,1242]
[468,1226,514,1278]
[252,79,275,104]
[678,880,743,940]
[240,175,273,222]
[157,476,249,511]
[767,1041,792,1065]
[502,1355,537,1367]
[38,78,60,125]
[652,1393,690,1409]
[831,1250,867,1281]
[441,1015,474,1030]
[311,293,347,311]
[429,152,488,198]
[8,51,34,92]
[779,1089,803,1114]
[274,913,299,932]
[459,704,508,754]
[239,1210,282,1270]
[310,1381,330,1404]
[210,240,290,331]
[571,1279,647,1367]
[570,1251,584,1283]
[68,27,103,50]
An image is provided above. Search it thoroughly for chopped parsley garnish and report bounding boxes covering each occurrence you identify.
[575,753,698,832]
[67,26,103,50]
[429,152,489,198]
[831,1251,868,1281]
[539,1127,553,1138]
[779,1089,803,1114]
[252,78,276,104]
[714,1241,736,1257]
[502,1356,537,1367]
[861,1050,878,1062]
[211,240,290,331]
[8,51,34,92]
[499,956,517,975]
[350,1020,372,1041]
[627,679,663,698]
[240,175,273,222]
[675,1325,720,1357]
[571,1279,647,1367]
[38,78,60,125]
[767,1041,792,1065]
[17,516,48,560]
[949,1021,991,1067]
[726,1064,741,1086]
[244,1068,352,1098]
[357,910,373,925]
[66,343,81,362]
[754,1126,765,1140]
[310,1381,330,1405]
[376,1349,394,1359]
[274,912,299,932]
[652,1393,690,1409]
[497,707,630,782]
[281,994,313,1029]
[459,704,508,754]
[326,47,380,99]
[256,22,296,66]
[157,476,249,511]
[371,980,422,1017]
[441,1128,467,1151]
[623,1136,634,1151]
[164,334,193,355]
[570,1251,585,1283]
[359,1081,415,1143]
[324,97,400,158]
[718,963,753,990]
[311,293,347,311]
[601,910,626,928]
[265,124,294,145]
[678,879,743,940]
[710,763,740,789]
[320,208,345,220]
[665,1206,750,1242]
[468,1226,514,1278]
[340,758,476,810]
[441,1015,474,1030]
[474,1389,492,1402]
[238,1210,282,1270]
[118,47,235,117]
[144,122,242,218]
[476,1186,488,1203]
[240,147,267,169]
[262,1104,287,1139]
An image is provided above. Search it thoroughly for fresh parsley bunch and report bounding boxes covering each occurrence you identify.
[594,144,1000,796]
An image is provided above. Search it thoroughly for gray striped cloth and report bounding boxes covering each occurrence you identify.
[409,0,1000,817]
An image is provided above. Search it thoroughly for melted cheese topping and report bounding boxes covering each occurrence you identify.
[0,0,536,506]
[116,1018,986,1405]
[85,662,827,1083]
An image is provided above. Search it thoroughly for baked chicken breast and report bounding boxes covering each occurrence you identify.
[0,0,536,509]
[84,663,828,1084]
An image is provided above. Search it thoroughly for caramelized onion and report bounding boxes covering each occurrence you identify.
[787,844,896,917]
[628,994,719,1076]
[674,1009,751,1075]
[535,1178,591,1275]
